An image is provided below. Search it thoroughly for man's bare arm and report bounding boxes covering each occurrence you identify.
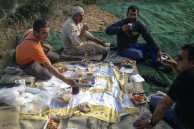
[89,36,106,46]
[133,95,173,129]
[42,61,76,86]
[151,95,174,125]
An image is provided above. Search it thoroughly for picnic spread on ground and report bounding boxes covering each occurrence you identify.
[0,58,172,129]
[2,1,193,128]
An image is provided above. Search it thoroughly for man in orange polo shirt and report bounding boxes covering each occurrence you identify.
[16,19,76,86]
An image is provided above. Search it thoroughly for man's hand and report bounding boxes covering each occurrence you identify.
[157,50,162,58]
[79,23,89,38]
[43,61,77,86]
[160,53,177,66]
[133,118,152,129]
[64,77,77,86]
[122,24,132,31]
[83,23,89,31]
[163,54,178,73]
[43,44,52,51]
[98,40,107,47]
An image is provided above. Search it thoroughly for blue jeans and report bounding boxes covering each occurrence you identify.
[150,95,187,129]
[117,43,158,61]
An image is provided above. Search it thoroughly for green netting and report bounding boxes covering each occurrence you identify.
[3,0,194,94]
[97,1,194,93]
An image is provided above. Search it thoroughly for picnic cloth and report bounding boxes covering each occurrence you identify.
[0,62,139,124]
[37,63,138,123]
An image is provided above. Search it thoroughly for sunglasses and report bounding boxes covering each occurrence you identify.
[177,55,188,61]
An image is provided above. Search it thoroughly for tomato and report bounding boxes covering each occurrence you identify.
[133,94,146,102]
[81,80,88,85]
[133,94,142,102]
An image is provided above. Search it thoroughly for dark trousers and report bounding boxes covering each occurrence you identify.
[19,51,60,80]
[117,43,158,61]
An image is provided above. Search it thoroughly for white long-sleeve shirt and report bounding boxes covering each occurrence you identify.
[61,18,93,50]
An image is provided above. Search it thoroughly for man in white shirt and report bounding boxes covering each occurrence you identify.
[61,6,110,56]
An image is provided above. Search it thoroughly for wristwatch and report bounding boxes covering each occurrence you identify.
[148,118,156,126]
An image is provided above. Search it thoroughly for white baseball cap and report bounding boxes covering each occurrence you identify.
[72,6,84,15]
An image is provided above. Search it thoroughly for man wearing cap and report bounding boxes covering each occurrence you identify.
[61,6,110,56]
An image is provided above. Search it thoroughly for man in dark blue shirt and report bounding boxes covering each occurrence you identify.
[106,5,168,70]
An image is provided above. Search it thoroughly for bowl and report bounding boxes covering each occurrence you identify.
[58,67,68,73]
[77,76,95,88]
[80,59,92,66]
[86,71,93,76]
[131,93,147,106]
[121,60,136,68]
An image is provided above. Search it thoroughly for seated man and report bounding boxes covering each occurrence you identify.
[61,6,111,56]
[16,19,76,86]
[105,5,169,70]
[133,43,194,129]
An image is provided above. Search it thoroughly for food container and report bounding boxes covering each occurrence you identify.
[77,76,95,88]
[131,92,147,106]
[121,59,136,68]
[58,67,68,73]
[80,59,92,66]
[86,71,93,76]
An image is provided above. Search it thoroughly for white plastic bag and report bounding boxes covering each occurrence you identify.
[55,88,72,105]
[0,86,26,106]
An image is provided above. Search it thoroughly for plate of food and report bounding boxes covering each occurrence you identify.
[58,67,68,73]
[80,59,92,67]
[121,60,136,68]
[77,76,95,88]
[131,92,147,106]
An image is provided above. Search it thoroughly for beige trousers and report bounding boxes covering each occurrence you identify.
[65,41,110,55]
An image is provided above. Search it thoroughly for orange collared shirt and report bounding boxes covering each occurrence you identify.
[16,29,50,65]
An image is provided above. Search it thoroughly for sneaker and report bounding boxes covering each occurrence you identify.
[154,61,173,73]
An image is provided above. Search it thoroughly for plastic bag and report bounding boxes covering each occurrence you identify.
[0,86,26,105]
[55,88,72,105]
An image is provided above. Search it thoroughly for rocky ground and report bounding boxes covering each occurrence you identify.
[54,4,119,32]
[83,4,119,31]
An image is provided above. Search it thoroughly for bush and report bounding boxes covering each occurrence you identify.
[0,0,16,9]
[82,0,99,5]
[15,0,51,19]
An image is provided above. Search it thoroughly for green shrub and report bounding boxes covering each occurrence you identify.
[0,0,16,9]
[82,0,99,5]
[15,0,51,19]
